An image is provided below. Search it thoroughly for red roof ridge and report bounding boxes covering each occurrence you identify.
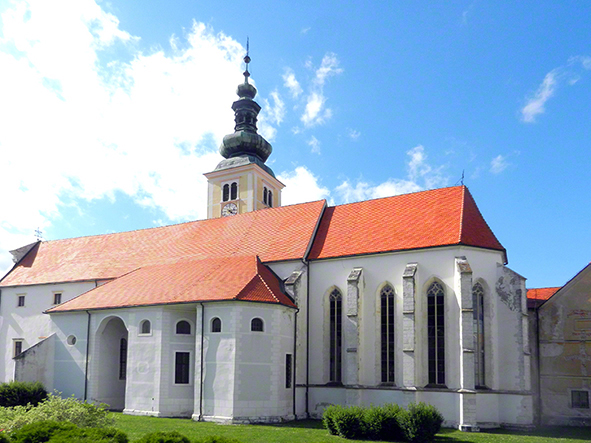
[458,185,466,244]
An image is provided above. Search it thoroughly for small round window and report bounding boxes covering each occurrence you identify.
[66,335,77,346]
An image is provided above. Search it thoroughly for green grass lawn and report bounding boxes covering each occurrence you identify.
[112,413,591,443]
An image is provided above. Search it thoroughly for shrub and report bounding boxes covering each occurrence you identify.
[198,437,243,443]
[364,404,404,441]
[0,434,9,443]
[322,404,342,435]
[136,431,190,443]
[10,420,78,443]
[399,402,443,443]
[332,405,366,439]
[47,427,128,443]
[0,393,114,433]
[0,381,47,408]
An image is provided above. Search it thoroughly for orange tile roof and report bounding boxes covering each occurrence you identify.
[526,287,560,309]
[0,200,326,287]
[308,186,505,260]
[48,255,295,312]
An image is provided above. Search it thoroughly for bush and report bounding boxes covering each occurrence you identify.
[0,434,9,443]
[136,431,190,443]
[10,420,78,443]
[399,402,443,443]
[0,393,114,433]
[364,404,404,441]
[47,427,128,443]
[322,404,342,435]
[197,437,243,443]
[0,381,47,408]
[331,405,366,439]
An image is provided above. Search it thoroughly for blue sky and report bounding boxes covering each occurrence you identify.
[0,0,589,288]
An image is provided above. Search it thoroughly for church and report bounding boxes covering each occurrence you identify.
[0,55,534,430]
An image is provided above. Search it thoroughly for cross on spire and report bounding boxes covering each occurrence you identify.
[243,37,251,83]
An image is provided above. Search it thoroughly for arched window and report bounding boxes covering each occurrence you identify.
[427,281,445,386]
[211,317,221,333]
[251,318,264,332]
[176,320,191,335]
[263,187,268,205]
[329,288,342,383]
[230,182,238,200]
[119,338,127,380]
[268,191,273,208]
[381,284,395,383]
[223,184,230,202]
[140,320,151,335]
[473,282,485,387]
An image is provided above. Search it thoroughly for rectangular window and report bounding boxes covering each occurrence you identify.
[53,293,62,305]
[175,352,190,384]
[17,295,25,307]
[286,354,292,388]
[13,340,23,358]
[572,390,590,409]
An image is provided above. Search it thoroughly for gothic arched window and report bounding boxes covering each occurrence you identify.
[329,288,342,383]
[427,281,445,386]
[251,318,264,332]
[263,187,268,205]
[140,320,151,335]
[381,284,395,383]
[223,184,230,202]
[211,317,221,333]
[176,320,191,335]
[473,282,485,387]
[268,191,273,208]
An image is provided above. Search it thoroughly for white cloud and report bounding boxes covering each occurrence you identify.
[307,136,321,154]
[0,0,249,275]
[278,166,331,206]
[283,69,302,98]
[299,53,342,127]
[259,89,285,141]
[521,70,558,123]
[348,129,361,140]
[490,155,509,174]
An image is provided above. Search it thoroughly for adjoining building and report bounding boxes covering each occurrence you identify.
[0,55,533,429]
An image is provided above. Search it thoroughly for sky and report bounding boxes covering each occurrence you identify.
[0,0,589,289]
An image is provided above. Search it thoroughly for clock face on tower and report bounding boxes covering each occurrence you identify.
[222,202,238,217]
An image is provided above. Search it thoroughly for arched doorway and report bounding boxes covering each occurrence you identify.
[95,316,128,410]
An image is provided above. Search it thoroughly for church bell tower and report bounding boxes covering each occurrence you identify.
[204,48,284,219]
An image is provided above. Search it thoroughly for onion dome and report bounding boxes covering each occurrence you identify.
[219,51,272,163]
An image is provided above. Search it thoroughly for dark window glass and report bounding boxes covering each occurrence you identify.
[381,284,395,383]
[230,182,238,200]
[176,320,191,335]
[473,283,485,387]
[268,191,273,208]
[54,293,62,305]
[17,295,25,307]
[427,281,445,386]
[263,187,268,205]
[286,354,292,388]
[223,184,230,202]
[329,288,342,383]
[175,352,190,384]
[572,390,590,409]
[140,320,151,334]
[119,338,127,380]
[251,318,264,332]
[14,341,23,358]
[211,317,221,333]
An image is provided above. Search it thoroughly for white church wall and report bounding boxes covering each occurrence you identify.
[0,281,96,384]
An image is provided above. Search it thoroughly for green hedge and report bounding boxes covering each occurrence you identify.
[0,382,47,408]
[8,420,127,443]
[136,431,191,443]
[322,402,443,443]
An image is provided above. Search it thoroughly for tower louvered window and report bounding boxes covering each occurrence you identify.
[230,182,238,200]
[329,288,342,383]
[223,184,230,202]
[427,281,445,386]
[381,284,395,383]
[473,283,485,387]
[268,191,273,207]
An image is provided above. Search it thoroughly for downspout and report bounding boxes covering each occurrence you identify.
[535,307,542,427]
[293,307,299,417]
[199,303,205,421]
[304,258,310,418]
[84,310,91,400]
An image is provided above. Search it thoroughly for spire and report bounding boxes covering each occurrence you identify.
[219,41,272,163]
